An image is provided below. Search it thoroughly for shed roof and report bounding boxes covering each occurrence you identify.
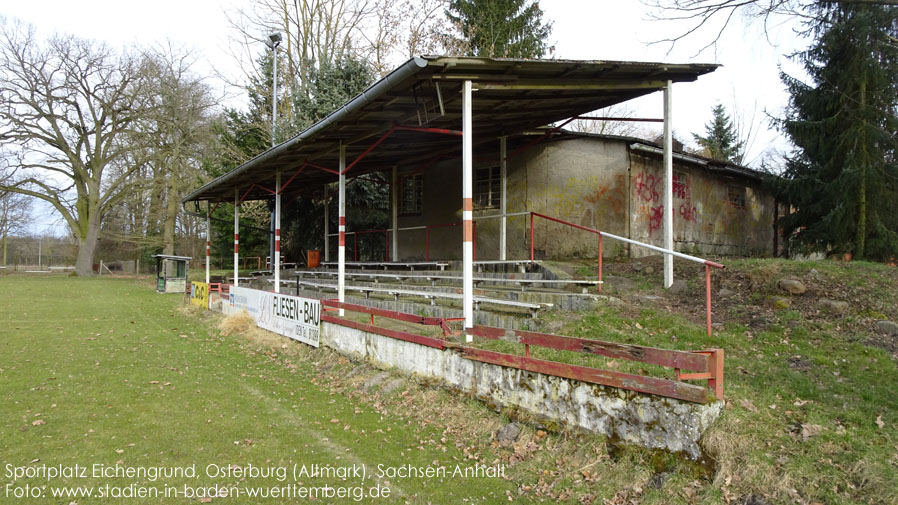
[183,56,718,204]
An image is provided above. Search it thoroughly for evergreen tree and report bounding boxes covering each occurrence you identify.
[692,104,744,163]
[445,0,553,58]
[771,4,898,260]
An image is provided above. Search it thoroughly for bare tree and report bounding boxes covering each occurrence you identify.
[644,0,898,53]
[0,184,32,266]
[0,19,153,275]
[142,46,217,255]
[567,104,653,138]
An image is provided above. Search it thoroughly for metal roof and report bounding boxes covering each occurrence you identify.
[183,56,718,204]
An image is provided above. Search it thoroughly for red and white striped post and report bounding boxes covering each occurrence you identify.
[462,80,474,339]
[338,143,346,316]
[233,188,240,287]
[274,170,281,293]
[205,202,211,284]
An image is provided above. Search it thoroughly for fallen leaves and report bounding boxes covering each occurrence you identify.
[875,414,885,429]
[31,419,45,426]
[801,424,823,441]
[739,399,759,413]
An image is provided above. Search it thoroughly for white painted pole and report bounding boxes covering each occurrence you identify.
[663,81,674,288]
[338,143,346,316]
[462,80,474,338]
[234,188,239,287]
[323,184,329,262]
[205,202,211,284]
[274,170,281,293]
[391,166,399,261]
[499,136,507,261]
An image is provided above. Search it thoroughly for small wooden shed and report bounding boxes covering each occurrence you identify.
[152,254,192,293]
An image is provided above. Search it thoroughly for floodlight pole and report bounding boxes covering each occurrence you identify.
[663,81,674,288]
[462,80,474,338]
[267,33,281,281]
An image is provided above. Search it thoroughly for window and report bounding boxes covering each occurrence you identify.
[727,185,746,209]
[399,173,423,214]
[475,166,500,208]
[673,171,689,199]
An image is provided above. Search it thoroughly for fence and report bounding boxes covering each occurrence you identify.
[334,210,725,336]
[320,299,723,403]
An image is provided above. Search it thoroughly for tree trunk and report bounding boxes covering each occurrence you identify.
[855,78,867,259]
[74,217,100,276]
[161,168,181,256]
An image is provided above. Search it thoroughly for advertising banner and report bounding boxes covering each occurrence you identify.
[190,282,209,310]
[227,287,320,348]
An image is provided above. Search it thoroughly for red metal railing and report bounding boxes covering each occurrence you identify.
[320,300,723,403]
[530,211,725,337]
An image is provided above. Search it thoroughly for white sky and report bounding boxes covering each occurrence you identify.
[3,0,809,233]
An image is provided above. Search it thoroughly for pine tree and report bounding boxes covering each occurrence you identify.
[692,104,744,163]
[445,0,553,58]
[772,4,898,260]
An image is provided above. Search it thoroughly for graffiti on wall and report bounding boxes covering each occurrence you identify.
[633,172,661,204]
[585,174,627,214]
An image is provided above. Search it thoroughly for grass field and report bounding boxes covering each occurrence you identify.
[0,276,519,503]
[2,261,897,504]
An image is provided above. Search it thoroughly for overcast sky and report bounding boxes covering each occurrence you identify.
[3,0,809,233]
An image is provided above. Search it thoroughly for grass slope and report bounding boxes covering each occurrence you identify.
[0,276,515,503]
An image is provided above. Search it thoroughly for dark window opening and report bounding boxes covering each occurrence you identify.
[727,185,746,209]
[475,166,500,208]
[399,173,423,215]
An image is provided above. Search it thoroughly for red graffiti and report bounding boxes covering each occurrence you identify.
[633,172,661,203]
[649,205,664,233]
[678,204,697,222]
[673,173,689,199]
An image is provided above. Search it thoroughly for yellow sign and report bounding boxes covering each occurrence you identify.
[190,282,210,310]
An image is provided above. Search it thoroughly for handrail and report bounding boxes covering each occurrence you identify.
[319,299,723,402]
[529,211,724,336]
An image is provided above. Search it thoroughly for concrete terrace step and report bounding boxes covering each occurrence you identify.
[289,289,540,330]
[287,269,597,292]
[274,278,547,318]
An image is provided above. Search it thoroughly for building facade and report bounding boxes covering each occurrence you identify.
[392,132,777,261]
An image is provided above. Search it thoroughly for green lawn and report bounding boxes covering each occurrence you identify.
[3,261,897,505]
[0,276,516,503]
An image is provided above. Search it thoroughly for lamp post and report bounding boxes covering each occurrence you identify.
[265,32,282,277]
[265,32,281,148]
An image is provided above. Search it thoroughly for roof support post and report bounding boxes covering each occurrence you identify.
[663,81,674,288]
[323,184,329,262]
[391,166,399,262]
[338,143,346,316]
[234,188,240,288]
[274,170,281,293]
[499,136,507,261]
[462,80,474,338]
[205,202,211,285]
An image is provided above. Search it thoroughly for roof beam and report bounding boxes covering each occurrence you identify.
[475,80,667,91]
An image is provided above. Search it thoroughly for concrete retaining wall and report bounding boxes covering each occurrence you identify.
[321,321,721,459]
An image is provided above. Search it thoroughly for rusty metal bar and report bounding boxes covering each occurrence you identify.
[323,315,445,349]
[468,325,710,371]
[449,345,710,403]
[343,126,397,174]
